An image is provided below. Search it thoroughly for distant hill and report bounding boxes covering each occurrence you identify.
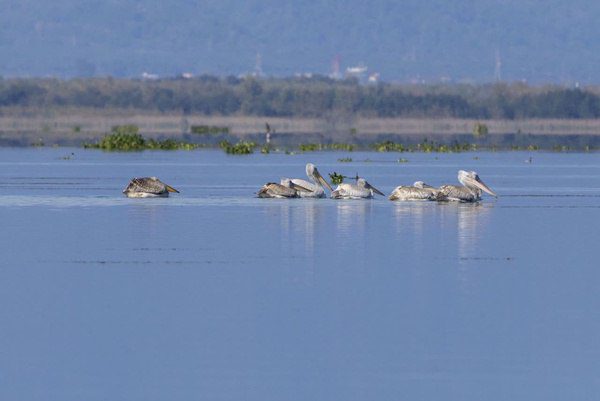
[1,0,599,83]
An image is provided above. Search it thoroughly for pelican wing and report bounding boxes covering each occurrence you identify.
[290,178,325,198]
[331,183,372,199]
[123,177,177,196]
[389,186,437,201]
[258,183,299,198]
[438,185,479,202]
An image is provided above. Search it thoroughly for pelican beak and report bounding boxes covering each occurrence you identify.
[469,176,497,197]
[166,185,180,193]
[290,182,312,193]
[365,181,385,196]
[315,170,333,191]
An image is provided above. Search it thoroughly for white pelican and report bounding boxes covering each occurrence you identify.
[257,179,312,198]
[281,163,333,198]
[438,170,497,202]
[123,177,179,198]
[388,181,439,201]
[331,177,384,199]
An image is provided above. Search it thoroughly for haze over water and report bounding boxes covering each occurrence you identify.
[1,148,599,401]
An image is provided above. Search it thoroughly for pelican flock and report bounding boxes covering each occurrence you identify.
[122,164,497,203]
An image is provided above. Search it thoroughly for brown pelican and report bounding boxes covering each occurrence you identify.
[257,179,312,198]
[331,178,384,199]
[123,177,179,198]
[281,163,333,198]
[438,170,497,202]
[388,181,439,201]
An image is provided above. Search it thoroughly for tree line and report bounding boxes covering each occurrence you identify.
[0,75,599,119]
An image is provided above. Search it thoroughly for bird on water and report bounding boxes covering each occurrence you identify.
[437,170,497,202]
[388,181,440,201]
[331,177,384,199]
[257,179,312,198]
[122,177,179,198]
[281,163,333,198]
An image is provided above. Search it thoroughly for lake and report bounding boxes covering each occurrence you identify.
[1,147,599,401]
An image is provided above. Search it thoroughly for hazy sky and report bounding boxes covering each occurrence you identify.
[1,0,599,83]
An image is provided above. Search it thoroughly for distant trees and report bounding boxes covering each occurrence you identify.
[1,76,600,119]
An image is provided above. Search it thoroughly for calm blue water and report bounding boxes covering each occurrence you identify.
[1,148,600,401]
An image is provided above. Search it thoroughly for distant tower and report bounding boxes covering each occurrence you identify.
[331,55,341,79]
[494,50,502,82]
[254,53,263,77]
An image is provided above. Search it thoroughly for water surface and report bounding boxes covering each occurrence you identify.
[1,148,599,401]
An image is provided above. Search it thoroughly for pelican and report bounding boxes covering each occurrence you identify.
[281,163,333,198]
[388,181,439,201]
[257,179,312,198]
[331,177,384,199]
[122,177,179,198]
[438,170,497,202]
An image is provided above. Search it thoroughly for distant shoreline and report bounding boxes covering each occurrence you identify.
[2,110,600,149]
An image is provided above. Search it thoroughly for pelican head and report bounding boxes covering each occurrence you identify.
[306,163,333,191]
[357,178,385,196]
[458,170,497,197]
[413,181,435,189]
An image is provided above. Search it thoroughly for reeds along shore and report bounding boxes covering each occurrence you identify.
[3,111,600,149]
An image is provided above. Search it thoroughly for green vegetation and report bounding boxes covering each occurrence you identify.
[329,172,345,185]
[372,139,478,153]
[299,143,354,152]
[329,143,354,151]
[473,122,489,136]
[84,125,200,151]
[373,141,407,152]
[299,143,322,152]
[3,77,600,119]
[219,140,256,154]
[337,157,353,162]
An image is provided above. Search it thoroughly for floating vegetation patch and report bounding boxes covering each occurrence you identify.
[190,125,230,134]
[329,143,354,151]
[510,144,540,151]
[299,143,323,152]
[329,172,345,185]
[398,158,409,163]
[338,157,353,162]
[84,125,200,151]
[219,140,256,154]
[299,143,354,152]
[373,139,478,153]
[373,141,406,152]
[416,139,478,153]
[552,145,571,152]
